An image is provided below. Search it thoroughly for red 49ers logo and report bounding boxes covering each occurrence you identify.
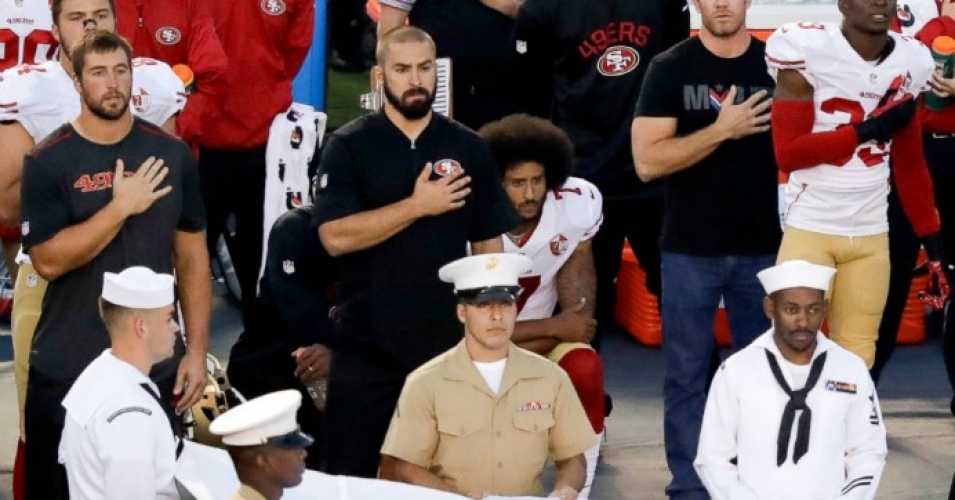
[155,27,181,45]
[132,88,151,113]
[549,234,569,256]
[597,46,639,77]
[432,159,462,177]
[261,0,286,15]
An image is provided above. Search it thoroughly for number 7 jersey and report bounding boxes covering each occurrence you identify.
[765,22,933,235]
[503,176,603,320]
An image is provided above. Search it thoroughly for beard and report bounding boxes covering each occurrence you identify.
[517,200,542,221]
[83,92,129,121]
[383,81,435,120]
[82,89,130,121]
[702,16,744,38]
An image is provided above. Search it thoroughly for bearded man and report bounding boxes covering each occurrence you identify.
[311,25,519,477]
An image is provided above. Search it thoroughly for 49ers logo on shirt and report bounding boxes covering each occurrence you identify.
[132,88,151,113]
[432,159,461,177]
[597,46,639,77]
[549,234,569,256]
[261,0,286,15]
[155,27,181,45]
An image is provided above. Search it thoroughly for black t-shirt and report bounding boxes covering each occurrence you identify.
[21,119,205,381]
[512,0,689,200]
[229,205,337,391]
[634,36,781,256]
[407,0,519,129]
[313,111,518,373]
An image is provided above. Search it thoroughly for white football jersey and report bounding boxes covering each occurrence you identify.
[0,0,56,71]
[896,0,939,36]
[0,57,186,141]
[766,23,933,235]
[504,177,603,321]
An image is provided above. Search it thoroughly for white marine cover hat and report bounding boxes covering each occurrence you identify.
[439,253,533,304]
[209,390,313,448]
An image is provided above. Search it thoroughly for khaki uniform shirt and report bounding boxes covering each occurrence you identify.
[228,484,268,500]
[381,341,596,496]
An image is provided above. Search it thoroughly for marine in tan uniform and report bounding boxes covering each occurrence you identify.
[209,390,313,500]
[381,253,596,499]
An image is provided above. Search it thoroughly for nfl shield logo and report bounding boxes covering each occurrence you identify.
[516,40,527,54]
[283,260,295,275]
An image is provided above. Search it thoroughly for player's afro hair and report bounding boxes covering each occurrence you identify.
[479,114,575,191]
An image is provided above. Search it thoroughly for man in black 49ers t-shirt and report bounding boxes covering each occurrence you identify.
[19,31,210,500]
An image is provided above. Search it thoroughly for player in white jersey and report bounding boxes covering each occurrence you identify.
[0,0,185,497]
[765,0,948,370]
[0,0,58,321]
[893,0,942,34]
[480,114,606,498]
[0,0,56,71]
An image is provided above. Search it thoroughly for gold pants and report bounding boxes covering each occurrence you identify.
[777,226,889,368]
[12,262,48,437]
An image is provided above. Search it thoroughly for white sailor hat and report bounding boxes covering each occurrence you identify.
[439,253,533,304]
[209,390,313,448]
[757,260,837,295]
[101,266,175,309]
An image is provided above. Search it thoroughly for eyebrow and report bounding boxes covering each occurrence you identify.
[67,8,111,16]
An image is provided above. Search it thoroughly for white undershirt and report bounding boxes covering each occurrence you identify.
[782,358,812,390]
[473,359,507,394]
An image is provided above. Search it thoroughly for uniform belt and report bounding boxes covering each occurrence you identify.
[764,350,827,466]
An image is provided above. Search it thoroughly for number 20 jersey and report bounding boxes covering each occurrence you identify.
[504,176,603,321]
[765,23,933,235]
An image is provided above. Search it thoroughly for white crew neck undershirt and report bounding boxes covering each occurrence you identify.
[473,359,507,394]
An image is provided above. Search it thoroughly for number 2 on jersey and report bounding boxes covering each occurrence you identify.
[820,97,887,167]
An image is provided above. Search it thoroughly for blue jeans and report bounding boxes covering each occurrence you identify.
[661,252,775,499]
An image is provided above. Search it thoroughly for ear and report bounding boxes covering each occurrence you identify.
[456,303,466,324]
[372,65,384,87]
[762,296,774,322]
[132,315,148,340]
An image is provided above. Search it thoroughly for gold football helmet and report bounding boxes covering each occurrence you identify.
[183,354,245,447]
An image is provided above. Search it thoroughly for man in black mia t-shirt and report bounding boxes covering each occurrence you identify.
[19,32,210,499]
[631,0,780,498]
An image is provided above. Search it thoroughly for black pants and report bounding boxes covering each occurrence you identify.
[925,134,955,397]
[872,133,955,389]
[321,350,406,477]
[871,187,919,384]
[24,368,70,500]
[591,195,664,348]
[199,147,267,329]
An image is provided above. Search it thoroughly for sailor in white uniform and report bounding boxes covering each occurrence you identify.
[59,267,181,500]
[695,260,887,500]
